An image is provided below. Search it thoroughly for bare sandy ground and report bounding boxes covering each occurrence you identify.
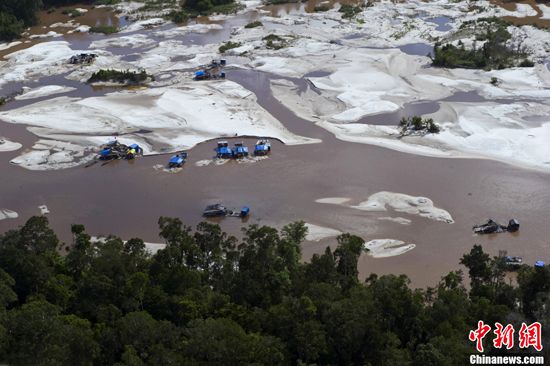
[2,0,550,172]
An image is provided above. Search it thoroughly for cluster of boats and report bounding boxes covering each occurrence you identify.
[95,139,272,168]
[166,139,272,168]
[215,139,271,159]
[97,140,143,161]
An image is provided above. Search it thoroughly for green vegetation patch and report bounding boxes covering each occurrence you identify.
[339,4,364,19]
[87,69,153,85]
[399,116,440,135]
[61,9,83,17]
[263,0,300,4]
[245,20,262,28]
[263,34,288,50]
[219,41,241,53]
[437,16,533,70]
[139,0,178,12]
[167,10,189,24]
[0,11,24,42]
[95,0,121,5]
[182,0,244,17]
[314,4,331,12]
[89,25,118,34]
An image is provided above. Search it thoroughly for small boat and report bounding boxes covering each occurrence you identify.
[202,203,250,218]
[98,147,115,160]
[125,143,143,160]
[504,256,523,267]
[473,218,519,235]
[203,204,230,217]
[168,152,188,168]
[215,141,233,158]
[233,142,249,158]
[254,139,271,156]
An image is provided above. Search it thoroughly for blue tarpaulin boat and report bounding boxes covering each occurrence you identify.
[254,139,271,156]
[168,152,188,168]
[215,141,233,158]
[233,142,249,158]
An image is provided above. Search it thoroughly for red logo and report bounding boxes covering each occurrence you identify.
[469,322,543,352]
[518,322,542,352]
[469,321,492,352]
[493,322,514,349]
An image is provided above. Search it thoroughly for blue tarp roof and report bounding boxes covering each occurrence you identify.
[169,156,184,164]
[217,147,232,154]
[255,145,269,151]
[535,261,545,267]
[195,70,205,77]
[129,143,139,149]
[100,148,111,155]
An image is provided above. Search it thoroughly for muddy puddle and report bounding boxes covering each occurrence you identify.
[0,2,549,287]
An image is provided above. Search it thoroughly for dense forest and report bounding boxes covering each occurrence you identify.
[0,216,547,365]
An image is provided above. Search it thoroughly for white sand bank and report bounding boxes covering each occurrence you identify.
[352,192,454,223]
[378,217,412,225]
[0,138,22,152]
[315,197,351,205]
[305,223,342,241]
[364,239,416,258]
[0,209,18,221]
[16,85,76,101]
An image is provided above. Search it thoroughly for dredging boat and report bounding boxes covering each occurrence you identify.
[168,152,188,168]
[233,142,249,158]
[254,139,271,156]
[98,141,143,161]
[215,141,233,159]
[202,203,250,218]
[473,219,519,235]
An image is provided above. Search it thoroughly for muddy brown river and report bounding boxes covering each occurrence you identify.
[1,2,549,287]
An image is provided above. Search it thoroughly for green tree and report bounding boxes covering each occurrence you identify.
[183,317,285,365]
[334,233,364,289]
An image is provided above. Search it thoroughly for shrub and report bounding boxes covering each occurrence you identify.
[490,77,499,86]
[518,58,534,67]
[263,34,287,49]
[0,11,24,42]
[95,0,121,4]
[89,25,118,34]
[219,41,241,53]
[244,21,262,28]
[168,10,189,24]
[339,4,363,19]
[87,69,152,84]
[399,116,440,135]
[263,0,299,4]
[183,0,244,16]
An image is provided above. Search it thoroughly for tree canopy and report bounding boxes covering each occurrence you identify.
[0,216,547,365]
